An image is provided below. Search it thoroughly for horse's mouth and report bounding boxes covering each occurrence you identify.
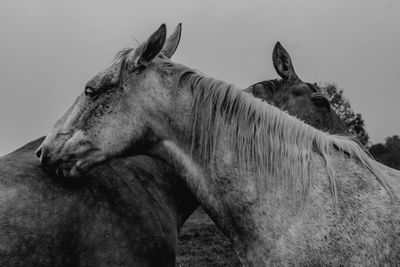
[69,154,107,178]
[48,150,107,178]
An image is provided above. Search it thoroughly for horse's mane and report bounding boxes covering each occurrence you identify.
[177,71,390,206]
[113,45,390,205]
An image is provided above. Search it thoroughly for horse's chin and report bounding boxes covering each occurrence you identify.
[56,151,108,178]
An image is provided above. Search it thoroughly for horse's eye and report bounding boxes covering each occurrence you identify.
[311,93,331,110]
[136,64,146,72]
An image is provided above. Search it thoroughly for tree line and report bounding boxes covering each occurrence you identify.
[322,83,399,170]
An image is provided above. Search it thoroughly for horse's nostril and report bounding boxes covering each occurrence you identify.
[37,146,51,166]
[35,147,42,159]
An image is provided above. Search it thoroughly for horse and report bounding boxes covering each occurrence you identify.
[0,136,200,266]
[246,41,350,135]
[38,24,400,266]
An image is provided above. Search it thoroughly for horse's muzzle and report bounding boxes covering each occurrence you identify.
[36,145,54,167]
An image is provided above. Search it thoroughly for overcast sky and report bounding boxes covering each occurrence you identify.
[1,0,399,156]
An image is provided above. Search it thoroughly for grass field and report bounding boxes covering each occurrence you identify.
[177,207,242,267]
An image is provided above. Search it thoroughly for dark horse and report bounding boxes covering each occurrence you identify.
[246,41,350,135]
[0,136,197,266]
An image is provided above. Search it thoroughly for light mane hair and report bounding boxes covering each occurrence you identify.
[115,46,391,205]
[178,71,390,206]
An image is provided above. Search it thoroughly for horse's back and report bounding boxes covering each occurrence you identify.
[0,137,178,266]
[272,153,400,266]
[0,137,85,265]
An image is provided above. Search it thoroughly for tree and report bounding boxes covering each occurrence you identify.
[321,83,370,146]
[370,135,400,170]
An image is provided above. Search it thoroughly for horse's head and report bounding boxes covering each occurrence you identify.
[248,42,349,134]
[37,24,188,177]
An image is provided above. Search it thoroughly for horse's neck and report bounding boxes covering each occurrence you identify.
[158,137,281,262]
[112,155,199,229]
[157,141,223,210]
[157,141,245,262]
[159,129,400,265]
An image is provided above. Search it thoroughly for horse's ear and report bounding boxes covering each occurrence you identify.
[162,23,182,58]
[139,24,167,64]
[272,42,301,82]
